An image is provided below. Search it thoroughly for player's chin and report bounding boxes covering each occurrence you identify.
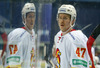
[60,27,64,31]
[30,25,34,27]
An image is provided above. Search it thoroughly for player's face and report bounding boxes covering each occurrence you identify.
[58,13,71,32]
[25,12,35,30]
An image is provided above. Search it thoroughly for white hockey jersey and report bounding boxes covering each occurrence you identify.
[5,28,36,68]
[55,30,89,68]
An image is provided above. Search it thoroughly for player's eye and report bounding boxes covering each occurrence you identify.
[58,17,68,20]
[28,15,35,18]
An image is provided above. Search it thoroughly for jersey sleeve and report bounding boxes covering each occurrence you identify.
[5,30,26,68]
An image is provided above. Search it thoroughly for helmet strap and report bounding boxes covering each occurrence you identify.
[62,18,74,35]
[62,22,72,35]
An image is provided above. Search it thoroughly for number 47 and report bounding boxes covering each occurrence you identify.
[9,45,18,54]
[76,47,86,58]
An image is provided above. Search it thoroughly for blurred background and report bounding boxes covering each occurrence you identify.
[0,0,100,68]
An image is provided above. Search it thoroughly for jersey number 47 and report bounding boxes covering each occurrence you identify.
[76,47,86,58]
[9,45,18,54]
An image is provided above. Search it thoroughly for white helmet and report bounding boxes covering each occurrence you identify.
[57,4,76,27]
[22,3,36,19]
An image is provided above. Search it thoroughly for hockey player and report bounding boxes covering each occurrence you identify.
[5,3,36,68]
[54,4,90,68]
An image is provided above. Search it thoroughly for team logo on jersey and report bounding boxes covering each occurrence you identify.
[56,48,61,68]
[30,48,35,68]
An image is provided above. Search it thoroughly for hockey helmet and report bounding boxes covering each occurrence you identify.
[22,3,36,19]
[57,4,76,26]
